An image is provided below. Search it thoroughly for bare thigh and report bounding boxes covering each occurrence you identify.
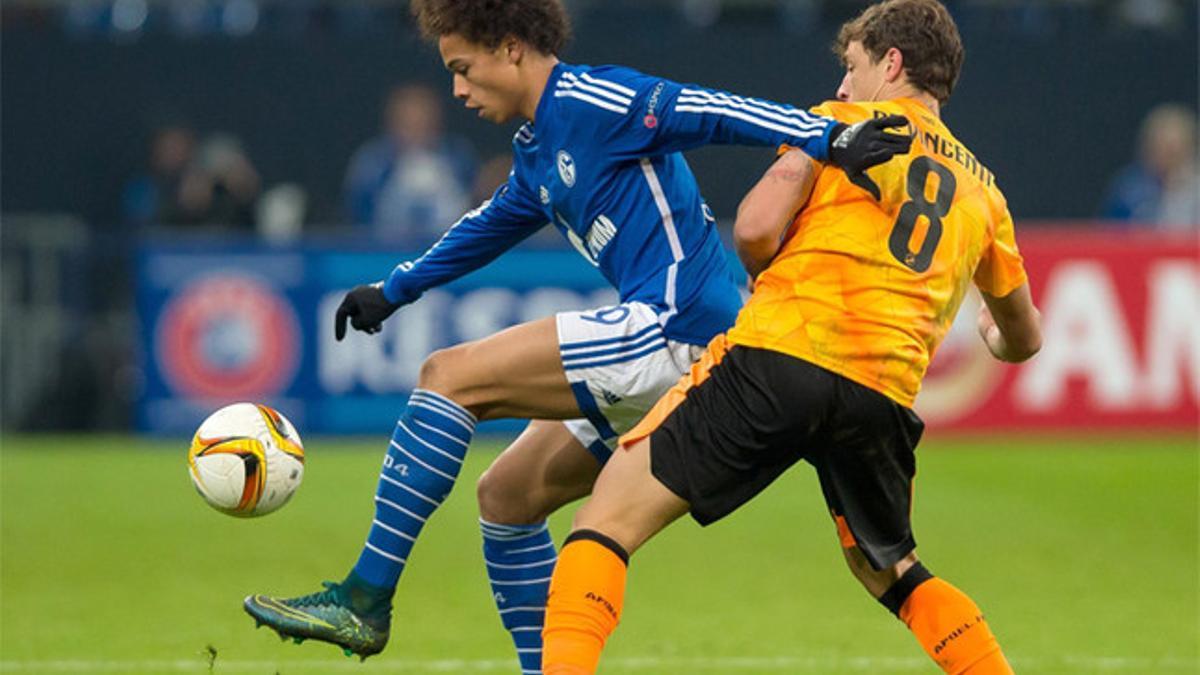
[571,435,690,555]
[477,420,602,524]
[419,316,580,420]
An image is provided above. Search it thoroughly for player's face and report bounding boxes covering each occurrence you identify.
[438,33,525,124]
[836,41,887,103]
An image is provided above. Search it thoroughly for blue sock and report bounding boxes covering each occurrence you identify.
[481,519,557,675]
[352,389,476,591]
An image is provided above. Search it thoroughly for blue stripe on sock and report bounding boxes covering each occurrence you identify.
[409,390,477,430]
[396,420,464,465]
[481,521,548,540]
[412,389,478,421]
[406,399,474,435]
[353,396,474,590]
[376,475,440,518]
[411,417,470,449]
[378,472,441,509]
[482,519,556,674]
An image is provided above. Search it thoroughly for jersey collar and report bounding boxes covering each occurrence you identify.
[531,62,568,130]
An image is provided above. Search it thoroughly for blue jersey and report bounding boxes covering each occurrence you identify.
[383,62,837,345]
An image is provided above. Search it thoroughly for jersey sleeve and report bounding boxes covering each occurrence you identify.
[382,172,547,304]
[562,67,837,162]
[807,101,872,123]
[973,201,1028,297]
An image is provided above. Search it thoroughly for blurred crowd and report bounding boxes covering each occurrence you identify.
[120,84,518,244]
[5,0,1195,38]
[1100,104,1199,230]
[2,0,1195,434]
[120,86,1198,240]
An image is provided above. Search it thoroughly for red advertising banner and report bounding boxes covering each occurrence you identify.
[916,228,1199,431]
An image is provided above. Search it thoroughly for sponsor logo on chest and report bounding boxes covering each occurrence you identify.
[563,214,619,266]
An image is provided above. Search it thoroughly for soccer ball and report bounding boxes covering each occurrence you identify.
[187,403,305,517]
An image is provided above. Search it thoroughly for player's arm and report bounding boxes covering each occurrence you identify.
[335,174,546,340]
[978,284,1042,363]
[597,71,910,173]
[733,148,816,279]
[973,203,1041,363]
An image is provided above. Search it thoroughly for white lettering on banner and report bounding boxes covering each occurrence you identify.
[1143,262,1200,408]
[453,288,521,342]
[453,288,620,340]
[318,287,612,394]
[318,290,449,394]
[319,292,357,394]
[516,288,619,323]
[1015,260,1200,413]
[1015,263,1138,410]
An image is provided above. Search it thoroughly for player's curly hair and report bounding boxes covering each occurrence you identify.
[835,0,963,105]
[411,0,571,55]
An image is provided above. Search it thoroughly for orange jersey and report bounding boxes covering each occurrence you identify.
[726,98,1027,408]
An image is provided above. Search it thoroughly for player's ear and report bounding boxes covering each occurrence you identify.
[883,47,905,83]
[503,37,524,65]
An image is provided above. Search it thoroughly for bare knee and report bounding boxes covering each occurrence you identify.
[417,347,457,393]
[418,346,489,419]
[477,465,545,525]
[842,546,919,599]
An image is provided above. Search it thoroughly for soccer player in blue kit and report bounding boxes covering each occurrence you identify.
[244,0,911,669]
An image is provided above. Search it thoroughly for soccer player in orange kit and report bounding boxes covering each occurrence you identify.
[540,1,1043,673]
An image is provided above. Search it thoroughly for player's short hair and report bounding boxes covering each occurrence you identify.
[835,0,964,105]
[411,0,571,56]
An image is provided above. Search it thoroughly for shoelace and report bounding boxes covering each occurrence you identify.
[289,581,342,608]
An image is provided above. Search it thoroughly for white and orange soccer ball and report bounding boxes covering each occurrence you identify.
[187,403,305,517]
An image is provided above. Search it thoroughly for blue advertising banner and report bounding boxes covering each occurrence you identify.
[138,241,631,435]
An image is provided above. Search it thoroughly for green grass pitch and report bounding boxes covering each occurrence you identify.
[1,433,1196,673]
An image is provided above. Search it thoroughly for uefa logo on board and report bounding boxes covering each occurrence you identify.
[155,274,301,399]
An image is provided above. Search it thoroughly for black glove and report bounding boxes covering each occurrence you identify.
[334,283,402,341]
[828,114,914,177]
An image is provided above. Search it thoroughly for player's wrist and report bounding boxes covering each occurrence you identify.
[984,325,1016,362]
[381,273,420,307]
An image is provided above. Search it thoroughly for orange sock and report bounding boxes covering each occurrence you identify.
[542,531,629,675]
[895,573,1013,675]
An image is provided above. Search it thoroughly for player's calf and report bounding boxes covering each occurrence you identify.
[481,519,557,674]
[478,421,605,674]
[840,547,1014,674]
[477,465,548,525]
[476,466,563,674]
[841,545,917,598]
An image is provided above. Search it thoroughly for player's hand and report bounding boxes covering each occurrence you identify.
[977,302,1007,360]
[828,114,914,177]
[334,283,402,341]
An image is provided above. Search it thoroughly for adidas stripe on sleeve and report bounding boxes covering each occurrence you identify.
[556,67,836,162]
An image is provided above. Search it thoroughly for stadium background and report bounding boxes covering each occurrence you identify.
[1,0,1197,673]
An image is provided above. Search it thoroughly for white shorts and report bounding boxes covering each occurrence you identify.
[556,302,704,464]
